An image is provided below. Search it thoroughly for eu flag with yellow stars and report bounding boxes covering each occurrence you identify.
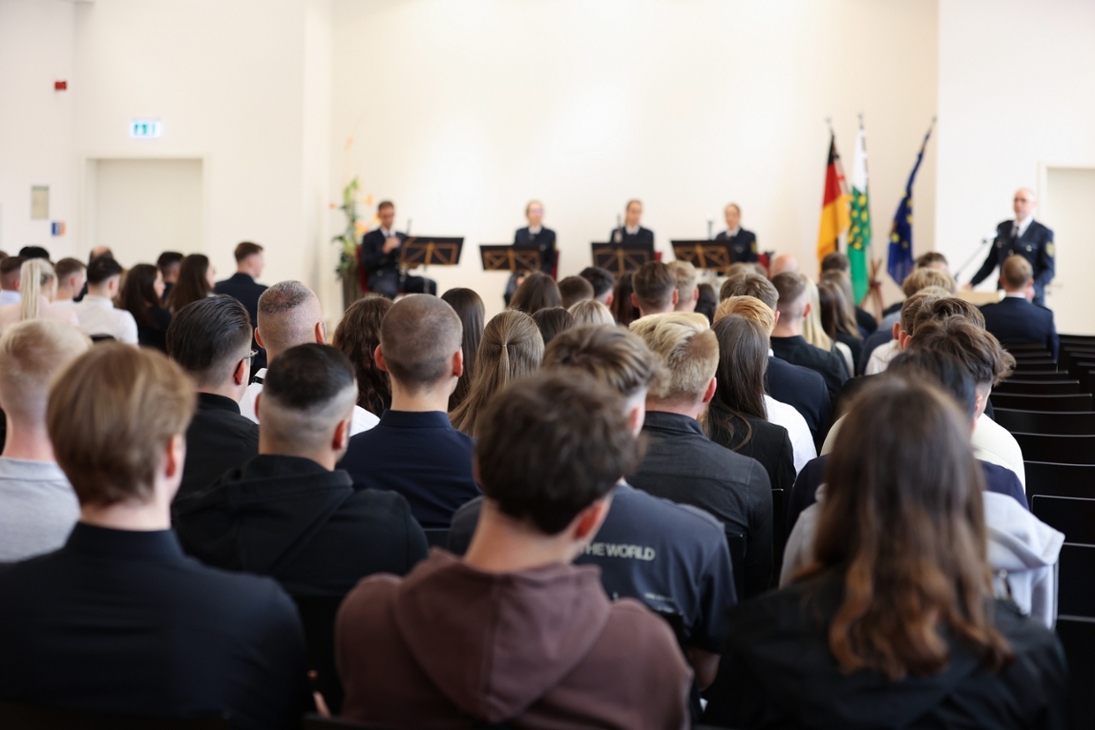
[888,120,935,285]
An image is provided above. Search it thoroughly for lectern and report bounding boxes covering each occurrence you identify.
[400,237,464,269]
[479,244,542,274]
[670,240,738,276]
[590,242,656,276]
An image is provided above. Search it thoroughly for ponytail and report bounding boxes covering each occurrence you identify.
[18,259,55,322]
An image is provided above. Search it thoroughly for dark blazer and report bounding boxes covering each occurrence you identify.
[702,570,1066,729]
[713,228,758,263]
[136,306,172,353]
[608,226,655,248]
[834,331,863,370]
[854,306,878,335]
[0,523,311,729]
[359,228,407,290]
[176,393,259,503]
[770,335,849,403]
[173,454,427,598]
[981,296,1059,361]
[514,226,557,274]
[707,407,796,496]
[214,273,267,329]
[765,356,831,449]
[970,220,1055,303]
[629,411,773,597]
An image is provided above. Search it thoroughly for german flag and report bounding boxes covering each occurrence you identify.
[817,134,850,261]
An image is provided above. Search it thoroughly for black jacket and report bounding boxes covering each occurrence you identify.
[854,306,877,335]
[173,454,428,597]
[970,220,1055,300]
[359,228,407,286]
[765,356,831,449]
[707,407,796,496]
[981,296,1059,361]
[629,411,773,597]
[0,524,311,729]
[514,227,557,273]
[136,306,172,353]
[771,335,849,403]
[714,228,758,263]
[177,393,259,503]
[214,273,267,329]
[703,570,1067,729]
[608,226,654,247]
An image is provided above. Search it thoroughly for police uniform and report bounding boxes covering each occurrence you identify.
[609,226,655,247]
[714,227,759,263]
[970,219,1055,307]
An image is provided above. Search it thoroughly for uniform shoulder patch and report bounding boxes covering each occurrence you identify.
[1046,243,1055,257]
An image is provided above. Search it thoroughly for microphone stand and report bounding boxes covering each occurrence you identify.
[613,214,623,244]
[954,235,996,283]
[707,219,714,240]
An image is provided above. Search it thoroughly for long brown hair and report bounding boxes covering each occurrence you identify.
[708,314,768,448]
[166,254,212,313]
[818,278,861,340]
[441,288,485,412]
[120,264,162,330]
[800,377,1013,680]
[509,272,561,315]
[331,296,392,415]
[609,273,637,327]
[450,310,544,438]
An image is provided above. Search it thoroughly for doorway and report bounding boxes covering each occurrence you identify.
[1044,167,1095,336]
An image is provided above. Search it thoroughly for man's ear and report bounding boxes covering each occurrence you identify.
[375,345,389,373]
[605,293,614,308]
[314,321,325,345]
[671,290,680,306]
[631,293,640,310]
[573,497,612,543]
[254,328,266,350]
[802,301,811,319]
[332,416,350,453]
[772,310,781,328]
[233,357,248,386]
[702,375,717,405]
[164,433,185,479]
[693,288,700,303]
[254,392,263,423]
[452,348,464,379]
[891,321,901,340]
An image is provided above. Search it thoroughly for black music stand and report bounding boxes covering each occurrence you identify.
[400,236,463,270]
[479,244,542,274]
[591,242,656,276]
[671,239,736,275]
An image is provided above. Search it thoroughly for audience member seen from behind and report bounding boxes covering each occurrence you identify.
[450,310,544,439]
[73,256,138,344]
[610,272,639,327]
[696,283,717,324]
[156,251,184,304]
[558,275,594,309]
[0,256,24,308]
[801,275,853,378]
[174,343,427,598]
[769,272,849,401]
[819,252,877,335]
[0,259,78,332]
[331,296,394,417]
[668,261,699,313]
[532,307,574,347]
[509,271,562,315]
[0,344,311,728]
[817,278,863,369]
[703,377,1066,728]
[337,295,479,528]
[631,261,679,317]
[165,296,260,502]
[166,253,216,314]
[52,258,86,308]
[0,321,90,561]
[439,287,485,413]
[568,298,615,327]
[214,242,267,329]
[629,313,774,598]
[860,266,956,374]
[119,263,172,352]
[708,315,795,494]
[579,266,615,306]
[337,371,692,730]
[980,255,1059,361]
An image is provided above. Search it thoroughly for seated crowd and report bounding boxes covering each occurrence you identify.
[0,244,1068,729]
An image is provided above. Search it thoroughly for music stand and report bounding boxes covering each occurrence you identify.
[671,240,740,275]
[479,244,542,274]
[591,242,656,276]
[400,237,463,269]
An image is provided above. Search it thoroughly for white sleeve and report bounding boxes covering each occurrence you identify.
[118,311,139,345]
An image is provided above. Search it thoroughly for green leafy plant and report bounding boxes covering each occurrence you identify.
[331,177,363,275]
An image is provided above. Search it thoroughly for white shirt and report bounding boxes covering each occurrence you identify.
[864,339,901,376]
[74,295,138,344]
[625,225,640,235]
[0,457,79,562]
[528,225,543,235]
[239,369,380,435]
[725,226,741,237]
[0,290,20,307]
[1014,215,1035,239]
[764,394,816,474]
[380,227,396,239]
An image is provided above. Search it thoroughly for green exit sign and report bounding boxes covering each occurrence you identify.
[129,119,162,139]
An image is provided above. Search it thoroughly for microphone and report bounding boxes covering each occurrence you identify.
[614,214,622,244]
[954,234,996,280]
[707,219,714,241]
[406,218,412,237]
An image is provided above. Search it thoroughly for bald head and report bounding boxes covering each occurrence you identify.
[379,294,463,393]
[256,281,325,361]
[1013,188,1036,221]
[769,253,799,276]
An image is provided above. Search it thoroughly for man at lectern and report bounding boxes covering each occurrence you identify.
[610,200,655,247]
[359,201,436,299]
[965,188,1054,307]
[714,203,758,263]
[514,200,557,277]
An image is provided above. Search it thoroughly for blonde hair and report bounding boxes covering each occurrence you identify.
[18,258,57,322]
[902,267,956,298]
[714,295,775,334]
[667,261,698,302]
[800,275,834,350]
[1002,255,1033,290]
[568,299,615,327]
[630,313,717,402]
[0,320,90,422]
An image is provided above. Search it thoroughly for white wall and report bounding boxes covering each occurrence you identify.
[936,0,1095,330]
[0,0,75,259]
[331,0,938,315]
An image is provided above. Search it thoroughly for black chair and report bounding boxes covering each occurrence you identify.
[725,532,747,601]
[994,409,1095,435]
[994,379,1080,396]
[771,489,787,583]
[1058,544,1095,618]
[1080,368,1095,396]
[292,595,346,714]
[1003,342,1051,354]
[1026,462,1095,503]
[302,716,374,729]
[1013,433,1095,464]
[0,702,230,730]
[1056,617,1095,730]
[1012,360,1058,373]
[1064,355,1095,376]
[990,393,1093,412]
[422,528,449,549]
[1003,371,1073,381]
[1061,335,1095,345]
[1032,495,1095,545]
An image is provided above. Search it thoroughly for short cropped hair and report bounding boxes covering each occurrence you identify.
[558,275,594,309]
[257,281,322,354]
[630,313,717,402]
[86,256,124,285]
[543,325,663,400]
[579,266,615,299]
[907,317,1015,387]
[476,371,642,535]
[166,296,253,387]
[47,345,195,507]
[54,257,86,282]
[379,294,462,391]
[19,246,50,261]
[632,261,676,311]
[916,251,949,270]
[0,320,90,422]
[886,349,978,422]
[234,241,264,263]
[377,200,394,212]
[771,271,807,318]
[568,299,615,327]
[1,256,26,288]
[667,261,698,302]
[902,267,955,297]
[156,251,184,275]
[720,272,778,310]
[1002,255,1033,290]
[821,252,850,273]
[911,296,986,335]
[259,344,357,452]
[899,290,943,335]
[714,295,776,333]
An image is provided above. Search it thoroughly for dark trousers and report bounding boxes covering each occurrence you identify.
[369,272,437,299]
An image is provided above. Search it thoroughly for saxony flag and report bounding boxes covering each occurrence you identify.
[817,134,850,261]
[848,122,871,303]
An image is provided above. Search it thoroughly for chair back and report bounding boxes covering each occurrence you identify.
[1013,433,1095,464]
[0,702,230,730]
[422,528,450,549]
[991,392,1093,412]
[1026,462,1095,502]
[1032,495,1095,545]
[725,532,746,601]
[292,594,347,714]
[994,379,1080,396]
[1059,544,1095,618]
[1056,617,1095,730]
[994,409,1095,435]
